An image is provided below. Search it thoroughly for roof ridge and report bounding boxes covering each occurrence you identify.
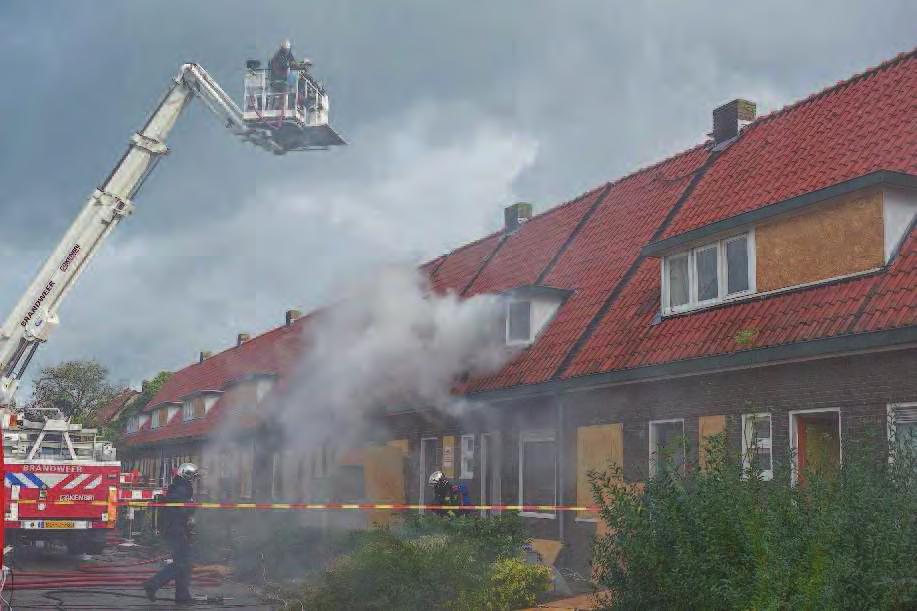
[163,318,300,379]
[747,46,917,129]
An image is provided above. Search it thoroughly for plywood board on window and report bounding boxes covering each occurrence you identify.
[387,439,409,456]
[576,423,623,521]
[698,415,726,470]
[756,190,883,292]
[363,445,407,526]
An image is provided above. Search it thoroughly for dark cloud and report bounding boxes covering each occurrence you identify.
[0,0,913,389]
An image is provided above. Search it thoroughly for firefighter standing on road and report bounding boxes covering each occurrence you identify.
[143,463,199,604]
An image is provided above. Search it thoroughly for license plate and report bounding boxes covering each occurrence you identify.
[43,520,75,529]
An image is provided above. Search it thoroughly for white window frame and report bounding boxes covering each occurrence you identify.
[505,299,533,346]
[649,419,685,476]
[887,402,917,462]
[741,413,773,480]
[788,408,842,484]
[460,434,475,479]
[151,408,165,429]
[518,430,556,519]
[662,230,756,315]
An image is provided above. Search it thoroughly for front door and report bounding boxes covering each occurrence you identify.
[793,411,840,482]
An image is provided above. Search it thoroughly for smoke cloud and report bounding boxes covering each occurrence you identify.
[277,265,509,436]
[210,264,513,484]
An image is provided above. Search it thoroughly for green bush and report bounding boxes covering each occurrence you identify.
[590,431,917,610]
[488,557,553,610]
[295,513,549,610]
[402,511,531,561]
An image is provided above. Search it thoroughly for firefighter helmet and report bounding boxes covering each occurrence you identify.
[176,463,200,481]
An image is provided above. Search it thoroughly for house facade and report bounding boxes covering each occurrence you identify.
[121,49,917,565]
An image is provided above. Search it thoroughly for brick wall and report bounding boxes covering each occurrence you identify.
[383,347,917,571]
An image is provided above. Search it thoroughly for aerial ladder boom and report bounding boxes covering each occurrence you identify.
[0,61,341,406]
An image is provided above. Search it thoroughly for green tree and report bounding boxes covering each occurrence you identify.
[30,359,116,422]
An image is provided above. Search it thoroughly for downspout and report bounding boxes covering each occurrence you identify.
[555,391,565,544]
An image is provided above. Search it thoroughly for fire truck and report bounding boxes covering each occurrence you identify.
[0,44,342,555]
[2,408,119,553]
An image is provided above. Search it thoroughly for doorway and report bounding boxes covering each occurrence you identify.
[790,409,841,482]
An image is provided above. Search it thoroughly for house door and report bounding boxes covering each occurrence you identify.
[481,433,502,515]
[791,410,840,482]
[419,437,441,511]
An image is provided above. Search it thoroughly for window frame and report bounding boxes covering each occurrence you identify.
[662,230,756,315]
[741,412,773,480]
[505,299,533,346]
[649,418,685,476]
[151,408,165,429]
[460,434,475,479]
[887,402,917,462]
[788,407,842,485]
[518,430,556,519]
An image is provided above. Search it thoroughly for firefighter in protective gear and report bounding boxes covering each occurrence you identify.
[428,471,470,517]
[143,463,200,604]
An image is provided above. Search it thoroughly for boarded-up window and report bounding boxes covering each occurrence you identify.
[183,397,206,421]
[698,415,727,470]
[576,424,623,521]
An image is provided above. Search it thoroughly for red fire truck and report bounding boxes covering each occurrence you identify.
[2,408,119,554]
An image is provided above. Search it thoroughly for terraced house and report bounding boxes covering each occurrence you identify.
[121,49,917,565]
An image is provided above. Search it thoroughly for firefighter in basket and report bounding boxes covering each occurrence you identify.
[143,463,200,604]
[428,470,471,517]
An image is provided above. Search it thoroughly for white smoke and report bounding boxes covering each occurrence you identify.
[276,265,510,435]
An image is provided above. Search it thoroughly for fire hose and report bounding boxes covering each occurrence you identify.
[8,554,224,590]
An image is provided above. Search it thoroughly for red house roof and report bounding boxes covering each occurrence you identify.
[125,48,917,445]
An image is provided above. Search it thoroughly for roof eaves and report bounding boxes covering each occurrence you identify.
[467,325,917,404]
[642,171,917,257]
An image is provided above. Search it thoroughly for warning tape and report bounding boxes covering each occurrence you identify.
[12,499,599,513]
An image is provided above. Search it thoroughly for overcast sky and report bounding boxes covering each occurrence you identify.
[0,1,914,391]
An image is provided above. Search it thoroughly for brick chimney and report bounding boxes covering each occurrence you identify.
[712,99,756,145]
[199,351,212,363]
[237,332,251,346]
[285,309,303,326]
[504,202,533,233]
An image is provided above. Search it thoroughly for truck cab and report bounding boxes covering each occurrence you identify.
[2,408,120,554]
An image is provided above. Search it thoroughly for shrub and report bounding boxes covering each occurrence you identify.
[488,557,552,610]
[296,513,548,610]
[402,511,530,561]
[590,431,917,610]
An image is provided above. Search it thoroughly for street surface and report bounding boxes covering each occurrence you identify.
[4,542,273,610]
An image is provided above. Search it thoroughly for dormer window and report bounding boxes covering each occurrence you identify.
[663,232,755,314]
[506,300,532,345]
[182,391,221,421]
[502,285,570,347]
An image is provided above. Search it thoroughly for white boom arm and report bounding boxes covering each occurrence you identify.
[0,64,271,406]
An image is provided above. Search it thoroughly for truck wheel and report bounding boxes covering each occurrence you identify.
[85,533,107,555]
[66,538,86,555]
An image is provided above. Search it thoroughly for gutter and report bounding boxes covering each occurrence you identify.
[465,325,917,404]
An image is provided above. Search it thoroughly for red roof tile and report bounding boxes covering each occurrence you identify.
[662,49,917,240]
